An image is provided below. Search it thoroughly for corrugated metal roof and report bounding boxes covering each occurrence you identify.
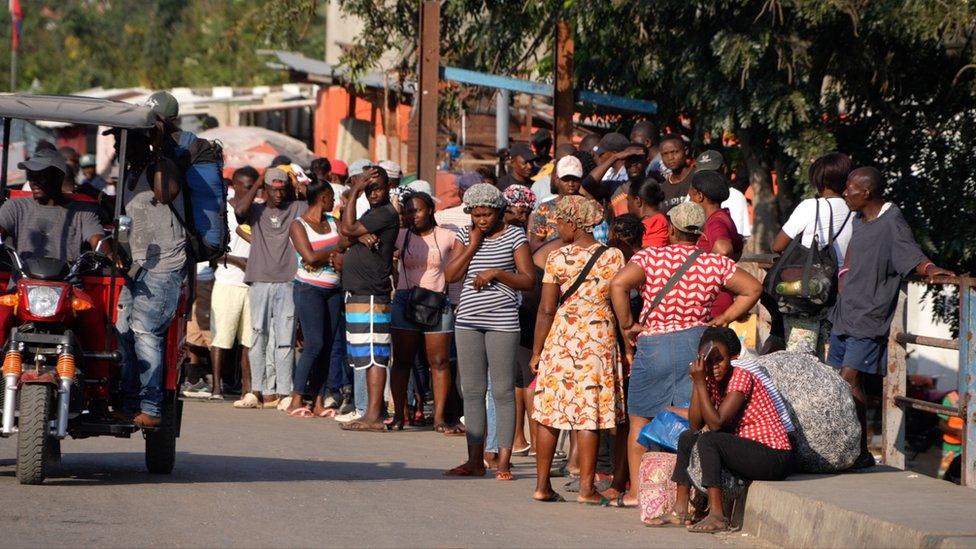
[261,50,415,94]
[0,94,156,129]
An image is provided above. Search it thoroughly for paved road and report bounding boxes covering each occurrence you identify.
[0,401,738,548]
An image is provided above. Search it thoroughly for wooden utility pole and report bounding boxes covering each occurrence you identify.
[553,19,574,149]
[417,0,440,186]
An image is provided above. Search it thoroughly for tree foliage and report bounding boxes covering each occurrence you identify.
[335,0,976,279]
[0,0,326,92]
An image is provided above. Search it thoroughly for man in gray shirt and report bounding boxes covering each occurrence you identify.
[0,148,104,261]
[116,94,188,429]
[827,166,953,468]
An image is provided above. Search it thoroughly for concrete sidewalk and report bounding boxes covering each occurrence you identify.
[742,467,976,548]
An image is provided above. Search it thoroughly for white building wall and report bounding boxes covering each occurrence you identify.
[906,282,958,390]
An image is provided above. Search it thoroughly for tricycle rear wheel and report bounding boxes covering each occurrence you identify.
[145,400,177,474]
[17,384,54,485]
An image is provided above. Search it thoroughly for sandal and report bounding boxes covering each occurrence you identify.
[495,470,514,481]
[276,396,293,411]
[644,511,690,527]
[315,408,338,418]
[512,444,532,456]
[606,494,638,508]
[687,515,730,534]
[444,465,486,477]
[434,423,466,436]
[339,419,387,432]
[233,393,261,409]
[288,407,314,418]
[534,492,566,503]
[262,398,280,409]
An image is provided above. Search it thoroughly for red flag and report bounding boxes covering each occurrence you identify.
[9,0,23,51]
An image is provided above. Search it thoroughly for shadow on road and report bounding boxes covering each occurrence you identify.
[0,452,445,486]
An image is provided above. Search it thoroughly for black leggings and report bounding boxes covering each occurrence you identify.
[672,430,793,488]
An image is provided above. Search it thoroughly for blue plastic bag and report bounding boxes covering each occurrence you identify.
[637,410,689,452]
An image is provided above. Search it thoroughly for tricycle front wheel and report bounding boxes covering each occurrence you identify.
[17,384,54,485]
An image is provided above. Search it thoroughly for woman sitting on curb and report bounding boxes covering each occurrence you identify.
[649,327,795,533]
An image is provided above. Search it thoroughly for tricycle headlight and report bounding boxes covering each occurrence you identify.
[26,286,63,317]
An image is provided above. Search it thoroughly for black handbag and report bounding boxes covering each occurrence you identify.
[765,199,851,316]
[402,230,448,327]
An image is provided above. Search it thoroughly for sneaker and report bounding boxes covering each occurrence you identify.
[334,410,363,423]
[322,394,339,410]
[182,379,212,398]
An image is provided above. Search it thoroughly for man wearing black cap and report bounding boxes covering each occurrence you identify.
[497,144,537,191]
[115,92,190,428]
[0,148,104,261]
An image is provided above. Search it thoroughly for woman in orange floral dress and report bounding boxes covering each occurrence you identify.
[529,195,625,504]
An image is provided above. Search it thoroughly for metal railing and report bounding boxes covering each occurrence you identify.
[883,276,975,488]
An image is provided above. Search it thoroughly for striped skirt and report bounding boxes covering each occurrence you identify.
[345,293,392,370]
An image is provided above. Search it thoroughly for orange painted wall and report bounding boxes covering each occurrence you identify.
[313,85,412,164]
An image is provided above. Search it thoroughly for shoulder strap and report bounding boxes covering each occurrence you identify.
[558,246,608,306]
[639,249,704,326]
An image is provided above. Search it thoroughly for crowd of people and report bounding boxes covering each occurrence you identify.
[4,91,954,532]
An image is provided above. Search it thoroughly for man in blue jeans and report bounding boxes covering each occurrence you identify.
[117,91,188,428]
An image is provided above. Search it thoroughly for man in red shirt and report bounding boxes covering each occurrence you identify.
[691,170,742,317]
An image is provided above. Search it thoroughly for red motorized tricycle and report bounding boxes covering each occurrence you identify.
[0,95,188,484]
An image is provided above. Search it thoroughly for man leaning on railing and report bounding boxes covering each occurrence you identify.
[826,167,954,469]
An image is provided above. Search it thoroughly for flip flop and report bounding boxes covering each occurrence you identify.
[607,494,638,508]
[644,511,690,527]
[512,445,532,456]
[233,393,261,409]
[444,465,486,477]
[687,516,730,534]
[315,408,338,418]
[578,497,609,506]
[434,423,466,436]
[534,492,566,503]
[340,420,387,432]
[495,470,514,481]
[288,407,314,418]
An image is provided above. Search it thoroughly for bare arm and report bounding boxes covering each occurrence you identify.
[771,230,792,254]
[476,243,535,291]
[445,228,482,283]
[610,262,645,361]
[529,281,559,372]
[710,238,734,258]
[688,384,705,430]
[235,225,252,244]
[710,268,762,326]
[218,253,247,271]
[234,179,263,220]
[150,157,182,206]
[289,220,335,268]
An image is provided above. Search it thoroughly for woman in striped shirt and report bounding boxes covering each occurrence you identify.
[444,184,536,480]
[285,180,343,417]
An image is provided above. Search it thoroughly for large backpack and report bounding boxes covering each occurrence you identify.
[173,131,228,262]
[765,199,851,316]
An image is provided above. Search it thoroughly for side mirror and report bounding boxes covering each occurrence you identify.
[116,215,133,245]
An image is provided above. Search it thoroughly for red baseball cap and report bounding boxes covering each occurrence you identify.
[331,159,348,177]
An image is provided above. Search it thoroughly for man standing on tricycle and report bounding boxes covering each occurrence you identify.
[115,91,187,429]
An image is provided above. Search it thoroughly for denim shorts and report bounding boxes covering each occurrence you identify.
[391,289,455,334]
[627,325,706,419]
[826,332,887,376]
